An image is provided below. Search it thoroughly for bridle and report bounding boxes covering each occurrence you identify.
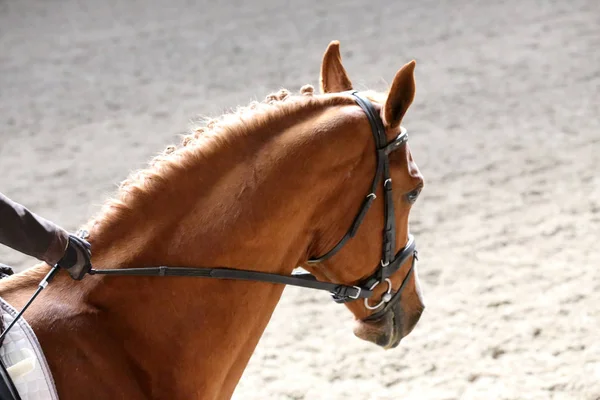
[0,91,418,400]
[306,91,418,321]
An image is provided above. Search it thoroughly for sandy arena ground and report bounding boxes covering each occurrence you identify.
[1,0,599,399]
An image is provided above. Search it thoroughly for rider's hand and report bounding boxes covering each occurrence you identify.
[57,234,92,280]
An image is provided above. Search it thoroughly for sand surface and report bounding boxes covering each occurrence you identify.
[1,0,599,399]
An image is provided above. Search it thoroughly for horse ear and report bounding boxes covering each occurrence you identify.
[320,41,353,94]
[383,60,416,130]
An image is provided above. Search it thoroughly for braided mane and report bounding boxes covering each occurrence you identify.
[83,85,364,234]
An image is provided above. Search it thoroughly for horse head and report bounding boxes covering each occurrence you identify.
[301,41,425,349]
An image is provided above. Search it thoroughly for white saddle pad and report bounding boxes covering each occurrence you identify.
[0,297,59,400]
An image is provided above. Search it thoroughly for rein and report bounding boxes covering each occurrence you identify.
[88,265,374,302]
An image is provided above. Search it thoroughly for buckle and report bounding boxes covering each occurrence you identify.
[331,285,363,303]
[348,286,362,300]
[383,127,408,155]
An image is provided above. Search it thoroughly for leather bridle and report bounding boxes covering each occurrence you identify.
[306,91,418,321]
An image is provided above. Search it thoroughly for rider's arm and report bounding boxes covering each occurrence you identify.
[0,192,69,266]
[0,192,91,279]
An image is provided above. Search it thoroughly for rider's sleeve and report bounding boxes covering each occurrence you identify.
[0,192,69,266]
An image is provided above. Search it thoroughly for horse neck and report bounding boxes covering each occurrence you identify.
[88,99,353,272]
[22,96,370,399]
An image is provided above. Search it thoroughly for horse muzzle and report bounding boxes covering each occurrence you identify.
[353,275,425,349]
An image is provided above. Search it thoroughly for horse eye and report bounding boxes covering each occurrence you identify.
[406,188,421,204]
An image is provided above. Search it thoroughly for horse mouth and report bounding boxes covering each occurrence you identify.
[377,318,404,349]
[353,310,402,349]
[353,302,423,349]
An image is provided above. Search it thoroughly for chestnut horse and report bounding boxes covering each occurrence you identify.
[0,42,425,399]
